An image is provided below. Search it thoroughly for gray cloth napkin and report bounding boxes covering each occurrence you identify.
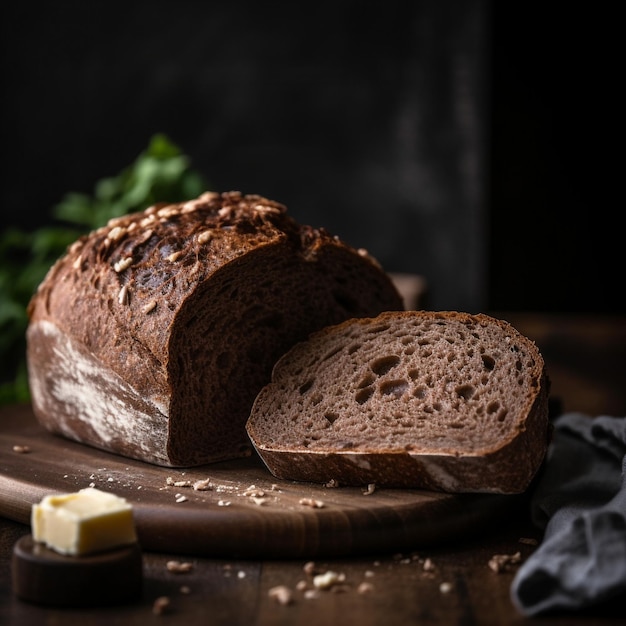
[511,412,626,616]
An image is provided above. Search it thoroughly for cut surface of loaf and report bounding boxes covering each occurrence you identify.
[26,191,403,466]
[246,311,550,494]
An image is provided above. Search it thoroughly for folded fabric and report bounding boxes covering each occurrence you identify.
[511,413,626,616]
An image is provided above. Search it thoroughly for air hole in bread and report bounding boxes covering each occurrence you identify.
[324,412,339,425]
[482,354,495,370]
[496,409,508,422]
[357,373,376,388]
[355,387,374,405]
[408,369,420,381]
[404,346,415,355]
[370,355,400,376]
[447,352,455,362]
[455,384,475,400]
[413,386,427,399]
[322,345,343,361]
[310,393,323,406]
[299,380,314,395]
[487,401,500,414]
[380,379,408,398]
[348,343,361,355]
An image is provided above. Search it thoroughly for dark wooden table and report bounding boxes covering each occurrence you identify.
[1,312,625,625]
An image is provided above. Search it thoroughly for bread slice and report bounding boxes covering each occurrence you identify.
[246,311,550,494]
[26,191,403,466]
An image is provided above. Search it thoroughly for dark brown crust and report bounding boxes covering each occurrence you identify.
[246,311,551,494]
[26,191,403,466]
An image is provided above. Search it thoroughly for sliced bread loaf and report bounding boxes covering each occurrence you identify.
[26,191,403,466]
[246,311,550,494]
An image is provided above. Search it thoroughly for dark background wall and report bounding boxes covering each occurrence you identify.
[0,1,621,313]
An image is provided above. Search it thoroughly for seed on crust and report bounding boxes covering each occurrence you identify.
[114,257,133,273]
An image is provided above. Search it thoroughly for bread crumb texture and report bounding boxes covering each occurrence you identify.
[247,310,550,493]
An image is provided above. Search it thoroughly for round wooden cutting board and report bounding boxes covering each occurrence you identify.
[0,404,520,559]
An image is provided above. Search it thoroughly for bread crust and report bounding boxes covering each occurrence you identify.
[246,311,551,494]
[26,191,403,466]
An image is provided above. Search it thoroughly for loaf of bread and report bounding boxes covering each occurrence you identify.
[26,191,403,466]
[246,311,550,494]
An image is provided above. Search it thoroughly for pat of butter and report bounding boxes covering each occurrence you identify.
[31,487,137,556]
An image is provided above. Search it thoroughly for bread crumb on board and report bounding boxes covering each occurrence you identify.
[422,558,436,572]
[12,445,31,453]
[357,581,375,594]
[362,483,376,495]
[166,560,194,574]
[298,497,325,508]
[193,478,213,491]
[439,582,453,593]
[488,551,522,573]
[152,596,171,615]
[518,536,539,546]
[166,476,193,488]
[313,571,346,590]
[268,585,294,605]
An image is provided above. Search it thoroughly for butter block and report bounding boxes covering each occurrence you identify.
[31,487,137,556]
